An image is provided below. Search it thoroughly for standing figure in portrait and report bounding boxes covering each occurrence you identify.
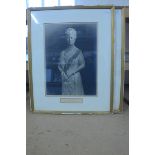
[58,28,85,95]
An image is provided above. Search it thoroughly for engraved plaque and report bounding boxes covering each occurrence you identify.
[60,98,83,103]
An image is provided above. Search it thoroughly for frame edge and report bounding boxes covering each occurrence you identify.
[119,7,126,112]
[110,6,115,112]
[27,9,35,112]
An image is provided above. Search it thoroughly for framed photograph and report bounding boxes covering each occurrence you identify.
[27,6,121,114]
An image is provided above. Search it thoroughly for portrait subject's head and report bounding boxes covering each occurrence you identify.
[65,28,77,46]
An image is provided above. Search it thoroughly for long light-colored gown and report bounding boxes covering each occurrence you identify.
[58,46,85,95]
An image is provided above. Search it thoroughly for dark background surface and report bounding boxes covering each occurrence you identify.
[45,23,97,95]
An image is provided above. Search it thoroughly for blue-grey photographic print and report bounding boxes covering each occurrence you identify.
[45,23,97,95]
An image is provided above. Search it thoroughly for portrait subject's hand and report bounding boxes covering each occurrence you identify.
[66,71,75,80]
